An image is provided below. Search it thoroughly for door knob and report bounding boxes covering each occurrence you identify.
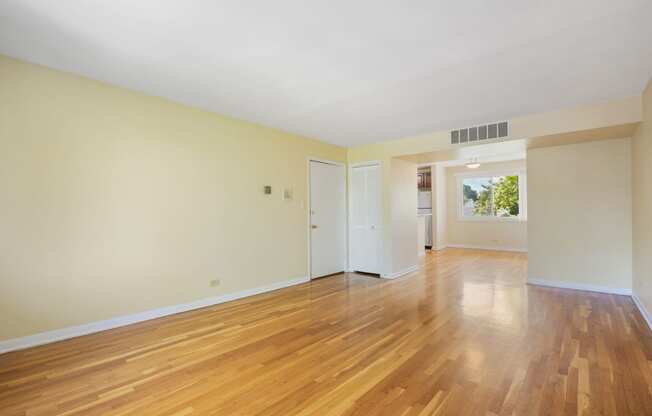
[311,225,318,229]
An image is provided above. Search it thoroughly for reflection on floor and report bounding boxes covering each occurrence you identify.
[1,248,651,415]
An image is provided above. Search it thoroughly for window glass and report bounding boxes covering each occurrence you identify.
[461,175,519,218]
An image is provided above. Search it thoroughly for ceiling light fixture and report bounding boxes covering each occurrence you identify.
[466,158,481,169]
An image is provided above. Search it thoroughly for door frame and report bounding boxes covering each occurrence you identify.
[307,157,347,280]
[348,160,383,274]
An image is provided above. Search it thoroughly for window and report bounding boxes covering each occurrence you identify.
[457,171,526,221]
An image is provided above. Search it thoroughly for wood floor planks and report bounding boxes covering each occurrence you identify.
[1,248,651,415]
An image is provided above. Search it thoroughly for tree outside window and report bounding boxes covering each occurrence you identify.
[461,174,522,219]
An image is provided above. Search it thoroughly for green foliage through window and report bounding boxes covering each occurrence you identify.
[461,175,520,218]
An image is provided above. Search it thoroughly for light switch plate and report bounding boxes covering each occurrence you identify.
[283,188,293,201]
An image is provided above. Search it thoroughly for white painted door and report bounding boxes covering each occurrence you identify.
[350,164,382,274]
[309,161,346,278]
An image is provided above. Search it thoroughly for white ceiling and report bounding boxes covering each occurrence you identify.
[1,1,651,147]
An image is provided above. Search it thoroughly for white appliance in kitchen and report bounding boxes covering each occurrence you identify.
[417,191,433,248]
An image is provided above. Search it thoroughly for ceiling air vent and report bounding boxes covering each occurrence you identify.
[450,121,509,145]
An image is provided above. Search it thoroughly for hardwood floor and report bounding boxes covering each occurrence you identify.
[1,249,651,415]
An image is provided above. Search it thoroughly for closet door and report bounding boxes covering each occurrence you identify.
[350,164,381,274]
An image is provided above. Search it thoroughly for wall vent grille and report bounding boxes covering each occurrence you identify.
[451,121,508,145]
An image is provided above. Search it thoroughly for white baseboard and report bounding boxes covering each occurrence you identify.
[382,265,419,279]
[632,294,652,331]
[446,243,527,253]
[0,276,309,355]
[527,278,631,296]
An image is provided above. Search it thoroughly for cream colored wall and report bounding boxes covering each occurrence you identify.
[633,80,652,313]
[347,97,641,163]
[389,158,418,275]
[432,164,447,250]
[347,95,642,279]
[445,160,527,251]
[0,55,346,341]
[528,138,632,291]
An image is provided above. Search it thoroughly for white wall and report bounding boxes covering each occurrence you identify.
[633,79,652,315]
[445,160,528,251]
[528,138,632,293]
[389,158,418,275]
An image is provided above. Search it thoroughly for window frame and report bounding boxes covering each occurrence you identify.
[455,169,527,222]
